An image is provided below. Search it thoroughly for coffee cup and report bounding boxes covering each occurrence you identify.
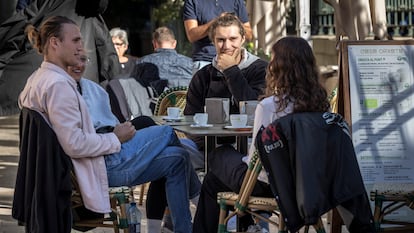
[167,107,181,118]
[230,114,248,127]
[193,113,208,126]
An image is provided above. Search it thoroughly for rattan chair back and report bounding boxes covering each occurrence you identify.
[154,86,188,116]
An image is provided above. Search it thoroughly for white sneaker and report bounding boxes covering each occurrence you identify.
[226,214,237,232]
[161,214,173,233]
[262,227,269,233]
[246,224,269,233]
[246,225,261,232]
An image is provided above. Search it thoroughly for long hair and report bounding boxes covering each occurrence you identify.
[264,37,330,113]
[25,16,77,55]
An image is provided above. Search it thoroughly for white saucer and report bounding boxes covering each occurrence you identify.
[190,124,213,128]
[162,116,184,121]
[224,125,253,131]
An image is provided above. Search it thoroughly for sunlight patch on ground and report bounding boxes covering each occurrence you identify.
[0,187,14,197]
[0,206,12,216]
[0,162,18,167]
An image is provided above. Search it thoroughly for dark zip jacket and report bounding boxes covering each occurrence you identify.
[257,112,374,232]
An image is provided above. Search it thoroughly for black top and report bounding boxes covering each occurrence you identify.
[13,108,73,233]
[120,55,138,76]
[257,112,374,232]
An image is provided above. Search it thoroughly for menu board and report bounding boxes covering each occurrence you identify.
[340,40,414,222]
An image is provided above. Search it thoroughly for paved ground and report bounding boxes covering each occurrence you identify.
[0,114,24,233]
[0,114,349,233]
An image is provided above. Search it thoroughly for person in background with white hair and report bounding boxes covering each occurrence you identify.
[110,27,138,76]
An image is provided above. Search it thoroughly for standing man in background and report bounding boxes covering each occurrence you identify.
[183,0,252,74]
[137,26,193,88]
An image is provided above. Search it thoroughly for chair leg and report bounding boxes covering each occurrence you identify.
[112,192,129,232]
[373,195,383,232]
[110,198,120,233]
[278,213,288,233]
[218,199,229,233]
[313,217,326,233]
[138,183,146,205]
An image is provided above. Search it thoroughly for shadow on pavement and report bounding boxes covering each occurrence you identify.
[0,114,25,232]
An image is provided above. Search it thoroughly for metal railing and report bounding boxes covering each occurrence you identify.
[386,0,414,37]
[315,1,335,36]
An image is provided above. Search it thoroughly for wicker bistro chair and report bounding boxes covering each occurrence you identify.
[71,171,133,233]
[370,183,414,232]
[16,108,133,233]
[154,86,188,140]
[217,150,325,233]
[154,86,188,116]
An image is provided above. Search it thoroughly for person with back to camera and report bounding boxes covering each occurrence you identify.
[19,15,194,233]
[135,25,203,232]
[137,26,193,88]
[110,27,138,76]
[183,0,253,74]
[192,36,333,233]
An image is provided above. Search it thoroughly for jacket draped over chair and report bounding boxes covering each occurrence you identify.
[13,108,73,233]
[257,112,373,232]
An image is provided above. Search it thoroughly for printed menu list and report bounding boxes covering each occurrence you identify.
[348,45,414,184]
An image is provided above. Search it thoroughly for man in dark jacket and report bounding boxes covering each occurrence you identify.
[184,14,267,233]
[184,13,266,116]
[184,13,267,155]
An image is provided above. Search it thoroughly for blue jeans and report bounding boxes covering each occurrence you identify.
[105,125,192,233]
[146,139,201,221]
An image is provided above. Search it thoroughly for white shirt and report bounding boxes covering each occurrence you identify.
[244,95,294,183]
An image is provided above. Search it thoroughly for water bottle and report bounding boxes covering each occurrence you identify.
[127,202,141,233]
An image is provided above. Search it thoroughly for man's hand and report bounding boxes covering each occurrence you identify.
[216,48,241,71]
[113,121,136,143]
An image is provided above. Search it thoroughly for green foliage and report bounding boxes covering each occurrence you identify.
[152,0,184,26]
[245,42,270,61]
[150,0,192,56]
